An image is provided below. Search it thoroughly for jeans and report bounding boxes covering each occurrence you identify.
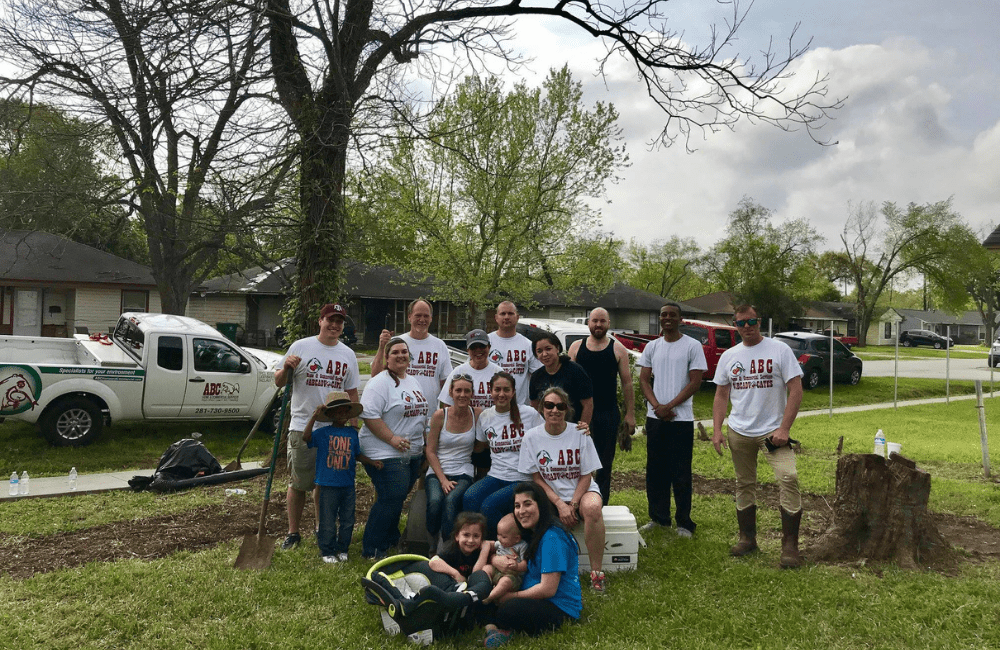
[362,456,423,557]
[645,418,696,532]
[463,475,521,538]
[425,473,473,539]
[590,409,620,505]
[317,484,355,556]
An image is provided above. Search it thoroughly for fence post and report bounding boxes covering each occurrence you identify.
[975,380,992,479]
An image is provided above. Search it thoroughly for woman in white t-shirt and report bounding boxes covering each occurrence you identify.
[518,386,608,594]
[425,372,481,547]
[359,337,431,559]
[462,371,544,537]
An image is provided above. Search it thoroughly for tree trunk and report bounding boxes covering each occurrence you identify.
[808,453,951,569]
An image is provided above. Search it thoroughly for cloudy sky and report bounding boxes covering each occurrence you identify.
[497,0,1000,252]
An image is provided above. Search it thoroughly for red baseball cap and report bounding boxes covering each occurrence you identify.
[320,303,353,325]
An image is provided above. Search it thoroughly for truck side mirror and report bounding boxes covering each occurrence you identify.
[240,361,250,373]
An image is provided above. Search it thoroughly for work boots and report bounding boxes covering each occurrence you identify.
[729,505,759,557]
[779,508,803,569]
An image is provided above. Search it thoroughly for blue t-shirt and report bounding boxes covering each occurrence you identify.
[521,526,582,619]
[307,424,360,487]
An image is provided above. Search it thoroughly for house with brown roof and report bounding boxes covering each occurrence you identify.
[0,230,160,337]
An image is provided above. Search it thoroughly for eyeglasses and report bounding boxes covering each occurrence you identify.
[452,372,473,382]
[542,401,568,411]
[734,318,759,327]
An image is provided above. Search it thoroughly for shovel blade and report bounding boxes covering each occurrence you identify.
[234,533,276,570]
[223,460,242,472]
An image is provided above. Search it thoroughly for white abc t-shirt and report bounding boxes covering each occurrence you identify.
[518,422,602,501]
[359,371,431,460]
[712,337,804,437]
[438,361,503,409]
[399,333,453,404]
[476,406,545,482]
[282,336,360,431]
[488,332,543,405]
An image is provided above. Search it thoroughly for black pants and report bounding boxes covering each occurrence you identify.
[492,597,570,635]
[591,409,620,505]
[645,418,695,532]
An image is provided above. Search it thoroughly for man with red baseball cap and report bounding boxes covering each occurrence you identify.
[275,303,360,550]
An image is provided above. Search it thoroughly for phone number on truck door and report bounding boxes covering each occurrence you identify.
[194,407,243,414]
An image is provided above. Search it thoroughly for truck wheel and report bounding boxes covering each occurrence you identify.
[40,397,104,446]
[805,369,821,390]
[260,401,282,434]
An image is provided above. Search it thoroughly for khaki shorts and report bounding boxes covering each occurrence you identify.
[491,570,523,590]
[287,430,317,492]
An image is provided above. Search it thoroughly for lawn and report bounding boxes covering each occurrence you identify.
[852,344,987,361]
[2,399,1000,649]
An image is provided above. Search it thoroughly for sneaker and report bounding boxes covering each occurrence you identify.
[322,555,339,564]
[280,533,301,550]
[638,521,666,533]
[590,570,607,595]
[336,552,349,562]
[677,527,694,539]
[484,629,512,648]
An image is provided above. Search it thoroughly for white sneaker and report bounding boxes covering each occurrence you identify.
[677,527,694,538]
[322,555,339,564]
[639,521,665,533]
[336,552,349,562]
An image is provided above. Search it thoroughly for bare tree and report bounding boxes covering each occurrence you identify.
[265,0,841,336]
[0,0,284,315]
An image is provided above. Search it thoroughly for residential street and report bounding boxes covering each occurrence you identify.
[863,356,999,382]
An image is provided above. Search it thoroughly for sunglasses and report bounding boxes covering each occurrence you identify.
[734,318,759,327]
[542,401,568,411]
[452,372,473,382]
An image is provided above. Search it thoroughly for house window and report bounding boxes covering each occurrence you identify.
[885,322,892,338]
[122,290,149,313]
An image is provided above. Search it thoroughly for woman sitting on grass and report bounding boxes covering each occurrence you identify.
[482,481,582,647]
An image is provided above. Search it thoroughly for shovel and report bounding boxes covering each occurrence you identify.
[224,390,281,472]
[234,383,291,570]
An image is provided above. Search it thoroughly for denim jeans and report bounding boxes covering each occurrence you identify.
[317,484,355,556]
[362,456,423,557]
[425,473,473,539]
[462,475,520,538]
[645,418,696,532]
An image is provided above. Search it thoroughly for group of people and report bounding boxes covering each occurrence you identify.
[275,297,806,644]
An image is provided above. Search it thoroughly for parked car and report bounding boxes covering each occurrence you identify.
[774,331,863,390]
[899,329,954,349]
[819,329,859,347]
[988,337,1000,367]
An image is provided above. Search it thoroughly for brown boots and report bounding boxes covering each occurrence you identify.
[730,505,803,568]
[779,508,803,569]
[729,505,759,557]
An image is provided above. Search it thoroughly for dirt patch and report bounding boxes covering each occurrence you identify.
[1,470,997,579]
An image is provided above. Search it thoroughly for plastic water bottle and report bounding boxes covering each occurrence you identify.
[874,429,886,457]
[19,471,29,495]
[9,472,18,496]
[401,435,412,462]
[68,467,78,491]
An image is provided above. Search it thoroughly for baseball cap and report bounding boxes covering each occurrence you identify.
[319,303,353,325]
[466,329,489,348]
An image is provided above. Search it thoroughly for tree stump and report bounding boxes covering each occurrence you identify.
[808,453,951,569]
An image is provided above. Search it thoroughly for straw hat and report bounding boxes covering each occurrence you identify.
[316,391,363,421]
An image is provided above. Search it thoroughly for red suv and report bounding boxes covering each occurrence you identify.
[679,319,741,381]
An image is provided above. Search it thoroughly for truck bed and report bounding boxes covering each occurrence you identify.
[0,335,138,369]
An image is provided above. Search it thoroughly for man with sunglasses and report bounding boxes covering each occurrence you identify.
[637,302,707,538]
[711,304,804,568]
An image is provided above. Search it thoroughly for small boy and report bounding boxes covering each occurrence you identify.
[303,391,381,564]
[483,513,528,604]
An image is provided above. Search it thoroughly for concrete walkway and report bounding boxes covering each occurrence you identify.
[5,390,995,502]
[1,462,263,502]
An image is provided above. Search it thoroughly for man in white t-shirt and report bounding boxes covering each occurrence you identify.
[371,299,452,404]
[712,304,804,568]
[488,301,542,405]
[637,302,707,538]
[275,303,360,550]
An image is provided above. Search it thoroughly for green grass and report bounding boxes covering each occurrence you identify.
[853,344,987,361]
[0,419,276,478]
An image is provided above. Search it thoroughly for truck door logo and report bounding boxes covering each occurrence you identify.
[0,365,42,415]
[203,382,240,401]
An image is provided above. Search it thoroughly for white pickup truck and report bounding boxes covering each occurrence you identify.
[0,313,283,446]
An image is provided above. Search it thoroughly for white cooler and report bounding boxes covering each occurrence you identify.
[571,505,643,573]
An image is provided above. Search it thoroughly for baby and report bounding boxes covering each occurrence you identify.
[483,513,528,604]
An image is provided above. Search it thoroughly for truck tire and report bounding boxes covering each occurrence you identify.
[259,401,282,434]
[39,397,105,446]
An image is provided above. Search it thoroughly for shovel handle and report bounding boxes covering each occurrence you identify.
[257,383,291,537]
[234,390,281,464]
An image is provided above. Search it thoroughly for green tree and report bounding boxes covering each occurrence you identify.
[623,236,709,300]
[709,197,822,327]
[0,100,144,262]
[371,68,626,327]
[840,199,962,346]
[265,0,840,336]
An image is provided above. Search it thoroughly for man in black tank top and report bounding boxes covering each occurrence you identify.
[568,307,637,504]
